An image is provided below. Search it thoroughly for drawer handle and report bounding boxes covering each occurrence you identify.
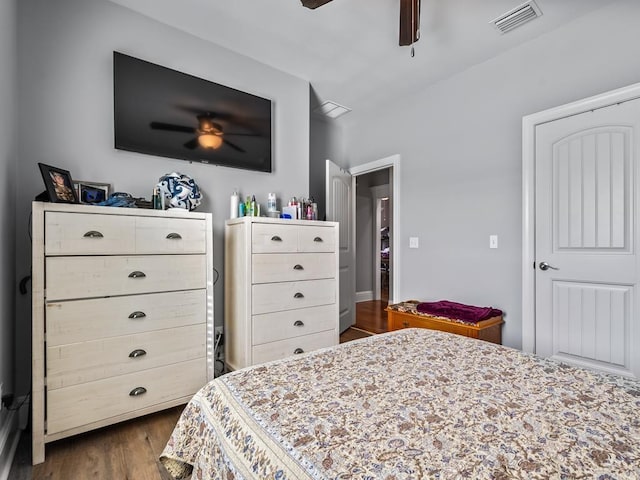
[166,232,182,240]
[293,264,304,270]
[293,320,305,327]
[403,321,410,328]
[129,349,147,358]
[293,348,304,355]
[313,237,323,242]
[129,387,147,397]
[128,271,146,279]
[128,311,146,319]
[294,292,305,299]
[83,230,104,238]
[271,235,282,242]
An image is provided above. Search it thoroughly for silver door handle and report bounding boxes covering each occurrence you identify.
[539,262,559,271]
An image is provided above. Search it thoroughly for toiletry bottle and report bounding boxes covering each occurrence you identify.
[250,195,257,217]
[239,202,245,217]
[267,193,276,212]
[230,190,239,219]
[152,187,160,210]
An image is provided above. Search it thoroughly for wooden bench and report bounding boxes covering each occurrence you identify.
[386,301,503,345]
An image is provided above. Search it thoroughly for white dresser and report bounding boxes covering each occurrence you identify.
[225,217,339,371]
[31,202,214,464]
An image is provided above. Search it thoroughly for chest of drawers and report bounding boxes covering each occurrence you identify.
[225,217,339,370]
[31,202,214,464]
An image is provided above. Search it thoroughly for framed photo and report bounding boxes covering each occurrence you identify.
[73,181,111,204]
[38,163,78,203]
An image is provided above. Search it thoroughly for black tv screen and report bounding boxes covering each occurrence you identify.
[113,52,272,172]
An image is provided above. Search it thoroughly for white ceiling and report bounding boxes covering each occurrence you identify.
[108,0,617,119]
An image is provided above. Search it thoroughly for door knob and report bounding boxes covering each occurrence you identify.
[539,262,558,271]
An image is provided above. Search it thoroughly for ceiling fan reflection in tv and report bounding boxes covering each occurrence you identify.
[113,52,273,173]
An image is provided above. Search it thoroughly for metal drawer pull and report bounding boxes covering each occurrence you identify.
[294,292,305,299]
[271,235,282,242]
[313,237,323,242]
[293,320,304,327]
[129,387,147,397]
[83,230,104,238]
[403,321,410,328]
[129,349,147,358]
[128,271,146,278]
[166,232,182,239]
[128,311,146,319]
[293,264,304,270]
[293,348,304,354]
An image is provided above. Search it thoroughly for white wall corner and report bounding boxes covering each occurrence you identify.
[356,291,374,303]
[0,409,21,480]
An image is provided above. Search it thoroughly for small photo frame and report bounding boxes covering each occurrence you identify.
[73,181,111,204]
[38,163,78,203]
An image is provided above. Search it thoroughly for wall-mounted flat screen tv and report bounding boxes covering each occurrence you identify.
[113,52,272,172]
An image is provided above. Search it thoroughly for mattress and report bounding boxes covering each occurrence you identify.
[160,328,640,479]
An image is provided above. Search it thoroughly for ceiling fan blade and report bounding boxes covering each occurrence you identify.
[399,0,420,46]
[183,138,199,149]
[150,122,195,134]
[223,138,246,153]
[300,0,333,9]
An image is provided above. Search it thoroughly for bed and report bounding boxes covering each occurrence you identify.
[160,328,640,479]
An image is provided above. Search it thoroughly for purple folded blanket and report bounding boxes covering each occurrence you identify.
[416,300,502,324]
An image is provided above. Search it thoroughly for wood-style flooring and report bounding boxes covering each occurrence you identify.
[9,327,375,479]
[354,299,388,334]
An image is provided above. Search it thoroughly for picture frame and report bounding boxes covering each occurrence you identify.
[38,163,78,204]
[73,181,111,204]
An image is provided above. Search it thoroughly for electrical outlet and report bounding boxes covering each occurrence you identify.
[215,326,223,337]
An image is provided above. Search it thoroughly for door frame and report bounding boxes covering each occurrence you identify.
[522,82,640,353]
[350,154,400,304]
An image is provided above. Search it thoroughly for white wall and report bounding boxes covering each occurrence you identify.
[344,0,640,349]
[0,0,17,408]
[15,0,310,393]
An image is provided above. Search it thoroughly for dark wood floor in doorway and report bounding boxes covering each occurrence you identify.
[354,300,388,334]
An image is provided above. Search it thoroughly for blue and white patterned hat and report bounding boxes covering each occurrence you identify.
[157,172,202,211]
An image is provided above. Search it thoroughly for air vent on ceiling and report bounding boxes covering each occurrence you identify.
[314,101,351,119]
[491,0,542,34]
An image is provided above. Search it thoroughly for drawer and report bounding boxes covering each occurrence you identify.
[252,304,336,345]
[252,253,336,284]
[252,279,336,315]
[252,223,298,253]
[135,216,206,254]
[44,213,206,255]
[47,324,206,389]
[297,226,336,252]
[252,330,337,365]
[45,212,136,255]
[46,290,206,346]
[47,359,205,435]
[45,255,206,301]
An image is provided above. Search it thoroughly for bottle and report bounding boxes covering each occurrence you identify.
[267,193,277,212]
[250,195,256,217]
[230,190,239,219]
[152,187,161,210]
[238,201,245,217]
[306,204,313,220]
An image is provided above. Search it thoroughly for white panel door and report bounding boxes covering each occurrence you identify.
[535,98,640,378]
[326,159,355,333]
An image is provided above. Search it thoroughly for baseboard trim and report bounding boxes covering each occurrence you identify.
[0,409,21,480]
[356,291,374,303]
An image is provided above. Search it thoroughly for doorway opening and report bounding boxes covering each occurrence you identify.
[353,167,392,334]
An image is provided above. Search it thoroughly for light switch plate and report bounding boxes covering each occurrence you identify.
[409,237,419,249]
[489,235,498,249]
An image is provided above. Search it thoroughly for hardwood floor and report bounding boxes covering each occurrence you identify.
[10,406,183,480]
[9,331,374,479]
[354,299,389,334]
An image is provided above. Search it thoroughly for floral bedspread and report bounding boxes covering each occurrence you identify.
[160,328,640,479]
